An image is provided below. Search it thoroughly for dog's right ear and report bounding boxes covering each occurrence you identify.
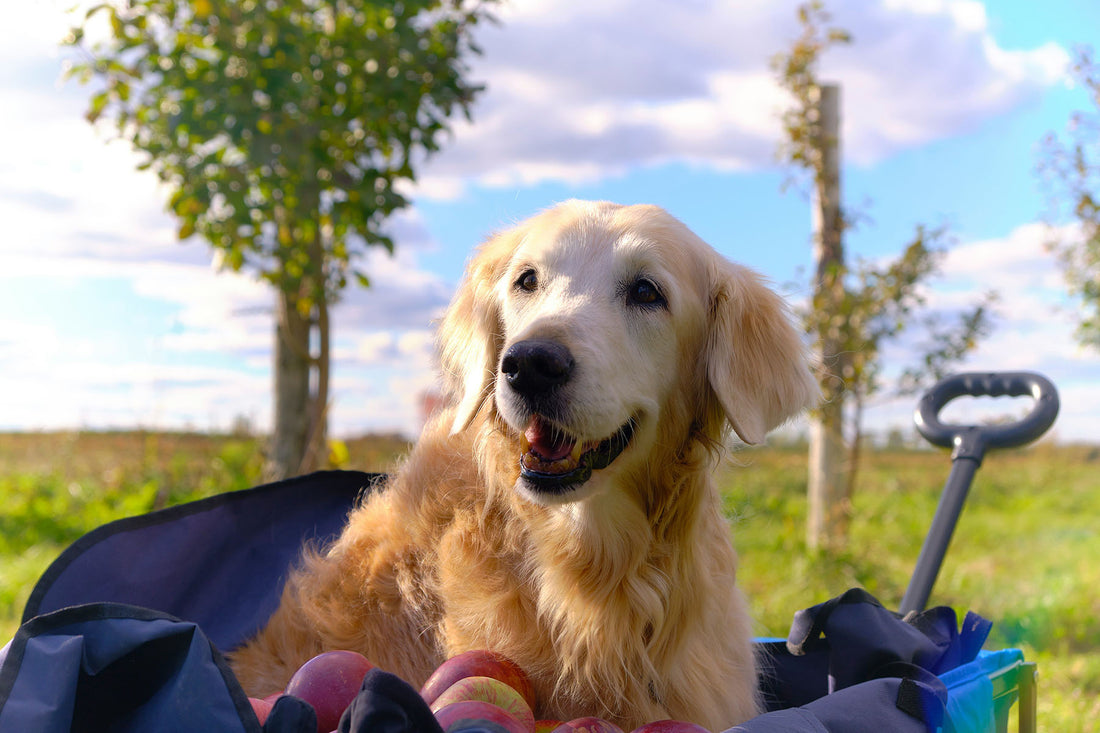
[438,227,519,434]
[706,262,820,444]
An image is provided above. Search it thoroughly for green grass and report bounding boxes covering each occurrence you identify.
[724,442,1100,732]
[0,430,408,637]
[1,432,1096,729]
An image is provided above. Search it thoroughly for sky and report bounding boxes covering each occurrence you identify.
[2,0,1099,445]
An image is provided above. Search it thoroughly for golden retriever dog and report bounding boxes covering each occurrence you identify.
[231,200,818,730]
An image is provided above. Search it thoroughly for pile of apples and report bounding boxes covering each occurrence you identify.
[247,648,711,733]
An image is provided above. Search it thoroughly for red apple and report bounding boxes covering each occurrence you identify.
[537,720,566,733]
[434,700,532,733]
[629,721,712,733]
[248,696,274,724]
[284,650,375,733]
[550,718,625,733]
[429,676,535,731]
[421,650,536,710]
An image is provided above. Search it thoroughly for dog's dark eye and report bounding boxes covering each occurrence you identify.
[516,269,538,293]
[628,278,665,308]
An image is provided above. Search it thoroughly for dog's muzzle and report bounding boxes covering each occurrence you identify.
[501,339,635,495]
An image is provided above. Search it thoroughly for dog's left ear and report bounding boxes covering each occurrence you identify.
[437,227,518,434]
[706,262,820,444]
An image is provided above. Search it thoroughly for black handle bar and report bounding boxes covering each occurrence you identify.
[900,371,1059,616]
[913,371,1060,461]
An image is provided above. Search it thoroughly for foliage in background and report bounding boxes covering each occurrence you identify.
[772,0,850,194]
[63,0,497,479]
[1038,45,1100,349]
[771,0,994,549]
[817,226,996,497]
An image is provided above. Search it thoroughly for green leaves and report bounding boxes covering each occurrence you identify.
[62,0,504,477]
[798,222,994,404]
[65,0,498,301]
[1037,46,1100,349]
[775,2,994,408]
[771,0,851,192]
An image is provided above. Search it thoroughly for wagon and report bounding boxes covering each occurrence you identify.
[0,371,1057,732]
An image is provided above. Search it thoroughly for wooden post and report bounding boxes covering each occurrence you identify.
[807,83,850,551]
[812,85,842,285]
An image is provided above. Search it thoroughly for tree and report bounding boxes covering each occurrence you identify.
[1038,46,1100,348]
[772,1,993,551]
[820,230,994,508]
[65,0,498,478]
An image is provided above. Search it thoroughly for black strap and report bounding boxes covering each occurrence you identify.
[895,676,946,728]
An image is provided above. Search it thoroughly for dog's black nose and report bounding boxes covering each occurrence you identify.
[501,339,574,395]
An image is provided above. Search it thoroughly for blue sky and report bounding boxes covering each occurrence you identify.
[3,0,1099,443]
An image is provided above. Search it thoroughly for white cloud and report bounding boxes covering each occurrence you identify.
[883,0,988,32]
[0,4,458,435]
[11,0,1065,204]
[332,247,454,332]
[0,0,1092,446]
[825,7,1068,164]
[940,223,1073,320]
[864,220,1100,443]
[1,1,77,61]
[0,230,450,439]
[0,342,271,432]
[415,0,1068,196]
[326,325,439,435]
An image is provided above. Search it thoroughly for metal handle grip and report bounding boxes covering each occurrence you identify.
[914,371,1060,460]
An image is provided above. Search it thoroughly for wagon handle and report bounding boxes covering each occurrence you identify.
[899,372,1059,616]
[913,371,1060,460]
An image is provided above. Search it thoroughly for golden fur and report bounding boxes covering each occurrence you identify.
[231,201,818,730]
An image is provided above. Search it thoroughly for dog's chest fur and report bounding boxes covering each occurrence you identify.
[387,419,756,726]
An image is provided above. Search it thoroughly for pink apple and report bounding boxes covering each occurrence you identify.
[550,717,625,733]
[630,721,712,733]
[421,650,536,710]
[284,650,375,733]
[429,676,535,731]
[434,700,532,733]
[248,696,274,724]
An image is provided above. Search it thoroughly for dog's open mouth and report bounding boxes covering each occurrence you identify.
[518,416,635,493]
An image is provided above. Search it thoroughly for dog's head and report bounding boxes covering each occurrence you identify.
[438,200,818,505]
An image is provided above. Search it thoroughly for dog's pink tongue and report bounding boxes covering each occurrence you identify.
[524,418,575,460]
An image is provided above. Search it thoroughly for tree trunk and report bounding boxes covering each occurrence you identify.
[300,291,330,475]
[266,287,312,481]
[808,399,848,551]
[845,390,865,512]
[806,83,851,552]
[297,212,330,476]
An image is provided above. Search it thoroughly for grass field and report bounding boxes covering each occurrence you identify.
[1,431,1096,729]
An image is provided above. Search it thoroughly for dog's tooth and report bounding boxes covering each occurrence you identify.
[570,442,584,461]
[520,433,531,453]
